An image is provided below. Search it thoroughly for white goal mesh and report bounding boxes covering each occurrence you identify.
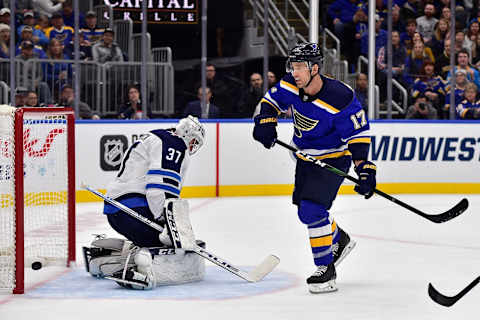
[0,105,75,294]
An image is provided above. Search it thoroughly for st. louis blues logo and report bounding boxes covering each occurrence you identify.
[292,109,318,138]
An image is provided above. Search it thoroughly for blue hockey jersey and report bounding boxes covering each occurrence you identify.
[260,73,371,160]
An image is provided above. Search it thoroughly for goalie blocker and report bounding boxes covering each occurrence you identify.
[83,199,206,289]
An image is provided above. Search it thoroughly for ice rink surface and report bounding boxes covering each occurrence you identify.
[0,194,478,320]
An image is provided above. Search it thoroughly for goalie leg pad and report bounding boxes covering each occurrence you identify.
[151,240,206,285]
[84,237,135,278]
[164,199,196,251]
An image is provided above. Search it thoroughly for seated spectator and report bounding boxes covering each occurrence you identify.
[17,11,49,47]
[267,71,277,88]
[416,3,438,43]
[16,40,52,104]
[14,87,29,107]
[377,30,407,101]
[360,14,387,56]
[465,21,480,61]
[327,0,363,44]
[118,84,147,119]
[354,72,368,111]
[445,49,480,89]
[456,82,480,119]
[411,60,445,113]
[183,86,219,119]
[400,19,417,52]
[407,32,435,62]
[404,41,430,87]
[45,12,74,54]
[439,6,451,22]
[0,7,10,26]
[80,11,104,46]
[454,31,472,58]
[196,63,231,117]
[405,93,438,119]
[57,84,100,119]
[61,0,85,28]
[381,5,405,33]
[42,38,73,99]
[444,69,469,118]
[32,0,64,18]
[429,19,450,58]
[0,23,9,58]
[238,72,264,118]
[435,39,453,78]
[15,27,47,58]
[92,28,124,63]
[35,14,51,34]
[25,90,48,107]
[377,30,407,78]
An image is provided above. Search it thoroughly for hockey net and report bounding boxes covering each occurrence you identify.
[0,105,75,294]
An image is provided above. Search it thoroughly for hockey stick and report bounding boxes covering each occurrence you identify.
[428,277,480,307]
[275,139,468,223]
[81,183,280,282]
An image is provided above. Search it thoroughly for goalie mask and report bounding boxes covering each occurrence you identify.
[285,42,323,74]
[175,115,205,155]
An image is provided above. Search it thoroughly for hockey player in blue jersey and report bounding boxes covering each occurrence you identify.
[253,43,377,293]
[83,116,207,289]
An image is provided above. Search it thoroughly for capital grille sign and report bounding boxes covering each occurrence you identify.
[100,0,198,24]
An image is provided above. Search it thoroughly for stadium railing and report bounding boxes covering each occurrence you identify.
[0,58,174,117]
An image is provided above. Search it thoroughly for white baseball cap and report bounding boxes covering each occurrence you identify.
[0,8,10,16]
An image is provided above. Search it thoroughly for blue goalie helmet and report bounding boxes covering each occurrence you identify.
[286,42,323,73]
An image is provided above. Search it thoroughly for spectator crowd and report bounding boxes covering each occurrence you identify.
[2,1,480,120]
[327,0,480,119]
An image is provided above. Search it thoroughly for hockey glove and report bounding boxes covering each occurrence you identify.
[354,161,377,199]
[253,114,277,149]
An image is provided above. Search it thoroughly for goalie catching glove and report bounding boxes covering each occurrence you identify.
[253,114,277,149]
[354,161,376,199]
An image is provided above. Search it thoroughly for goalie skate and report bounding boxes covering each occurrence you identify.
[332,227,356,267]
[106,269,151,290]
[307,263,337,293]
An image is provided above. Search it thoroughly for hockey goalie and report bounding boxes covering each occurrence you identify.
[83,116,207,289]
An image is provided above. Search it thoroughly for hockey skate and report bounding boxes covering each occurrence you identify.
[332,227,356,267]
[107,268,152,290]
[307,263,337,293]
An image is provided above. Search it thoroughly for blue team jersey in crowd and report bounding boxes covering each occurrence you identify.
[260,73,371,160]
[456,99,480,119]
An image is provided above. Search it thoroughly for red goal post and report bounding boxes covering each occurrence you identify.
[0,106,76,294]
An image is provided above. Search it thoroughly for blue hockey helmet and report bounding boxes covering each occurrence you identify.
[286,42,323,73]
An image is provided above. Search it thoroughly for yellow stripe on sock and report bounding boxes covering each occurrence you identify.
[310,235,333,247]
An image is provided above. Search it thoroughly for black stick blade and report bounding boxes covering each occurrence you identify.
[428,277,480,307]
[428,283,457,307]
[426,198,469,223]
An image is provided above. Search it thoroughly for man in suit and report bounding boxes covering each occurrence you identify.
[183,86,219,118]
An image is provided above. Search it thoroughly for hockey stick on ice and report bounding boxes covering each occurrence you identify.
[81,183,280,282]
[275,139,468,223]
[428,277,480,307]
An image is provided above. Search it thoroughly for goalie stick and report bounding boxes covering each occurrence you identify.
[275,139,468,223]
[428,277,480,307]
[81,183,280,282]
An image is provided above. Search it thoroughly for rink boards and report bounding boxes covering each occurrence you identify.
[74,120,480,201]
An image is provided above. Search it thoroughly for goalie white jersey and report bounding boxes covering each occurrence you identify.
[106,129,190,220]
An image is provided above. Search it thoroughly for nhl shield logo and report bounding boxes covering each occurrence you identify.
[100,135,128,171]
